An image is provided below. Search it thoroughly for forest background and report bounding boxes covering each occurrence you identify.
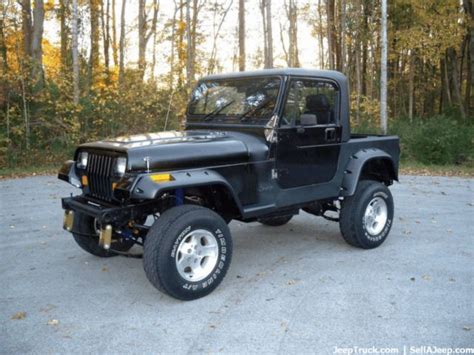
[0,0,473,176]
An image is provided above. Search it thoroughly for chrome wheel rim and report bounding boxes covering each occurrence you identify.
[363,197,388,236]
[175,229,219,282]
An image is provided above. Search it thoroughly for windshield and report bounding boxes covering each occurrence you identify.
[187,77,281,124]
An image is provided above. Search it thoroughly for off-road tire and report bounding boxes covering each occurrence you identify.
[143,205,233,301]
[339,180,394,249]
[72,212,134,257]
[258,215,293,227]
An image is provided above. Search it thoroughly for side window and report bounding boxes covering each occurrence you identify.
[282,79,338,127]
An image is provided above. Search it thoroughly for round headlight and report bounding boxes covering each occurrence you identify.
[114,157,127,176]
[77,152,88,169]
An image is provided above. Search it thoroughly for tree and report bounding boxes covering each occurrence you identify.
[58,0,70,73]
[89,0,100,89]
[71,0,80,104]
[380,0,387,134]
[238,0,245,71]
[207,0,233,74]
[100,0,111,76]
[285,0,299,67]
[326,0,336,69]
[118,0,126,85]
[138,0,159,79]
[260,0,273,69]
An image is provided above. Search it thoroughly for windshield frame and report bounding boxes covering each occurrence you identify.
[186,75,285,127]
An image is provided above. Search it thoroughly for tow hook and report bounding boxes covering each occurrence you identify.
[99,225,113,250]
[63,210,74,231]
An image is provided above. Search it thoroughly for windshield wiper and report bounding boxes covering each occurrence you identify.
[238,99,272,122]
[202,100,235,121]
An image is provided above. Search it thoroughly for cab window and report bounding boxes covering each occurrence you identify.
[282,79,339,127]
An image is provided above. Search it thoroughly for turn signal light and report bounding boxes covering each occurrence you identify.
[81,175,88,186]
[150,173,173,183]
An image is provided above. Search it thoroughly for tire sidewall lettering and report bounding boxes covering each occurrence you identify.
[361,190,393,243]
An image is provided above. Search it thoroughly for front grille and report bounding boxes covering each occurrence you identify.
[86,153,116,201]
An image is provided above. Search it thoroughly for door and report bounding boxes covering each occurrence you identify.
[276,78,342,189]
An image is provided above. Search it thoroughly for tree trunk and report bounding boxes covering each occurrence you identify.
[138,0,146,78]
[72,0,80,104]
[185,0,192,87]
[326,0,335,69]
[463,0,473,117]
[260,0,268,68]
[0,13,8,73]
[31,0,45,87]
[238,0,245,71]
[119,0,126,85]
[101,0,110,76]
[111,0,118,66]
[408,52,415,122]
[340,0,346,73]
[317,0,324,69]
[380,0,388,134]
[89,0,100,89]
[355,38,361,124]
[59,0,70,73]
[288,0,299,67]
[21,0,32,57]
[266,0,273,68]
[447,47,466,119]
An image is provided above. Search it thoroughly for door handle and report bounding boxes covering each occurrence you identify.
[296,126,305,134]
[325,127,336,142]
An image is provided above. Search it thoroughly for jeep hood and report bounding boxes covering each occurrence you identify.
[79,130,268,171]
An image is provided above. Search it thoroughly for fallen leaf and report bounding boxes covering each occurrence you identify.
[11,312,26,320]
[236,275,243,279]
[463,326,471,331]
[101,267,109,272]
[209,324,216,329]
[287,279,297,285]
[449,277,456,282]
[410,277,416,282]
[422,275,432,281]
[47,319,59,326]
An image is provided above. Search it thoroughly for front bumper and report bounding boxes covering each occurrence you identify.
[61,195,158,227]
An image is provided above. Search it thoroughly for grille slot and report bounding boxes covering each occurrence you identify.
[86,153,116,201]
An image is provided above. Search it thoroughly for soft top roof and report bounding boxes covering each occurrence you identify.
[200,68,347,85]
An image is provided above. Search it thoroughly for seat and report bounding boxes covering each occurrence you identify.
[304,94,332,125]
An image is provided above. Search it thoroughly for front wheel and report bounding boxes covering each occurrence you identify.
[143,205,233,301]
[72,212,135,257]
[339,180,394,249]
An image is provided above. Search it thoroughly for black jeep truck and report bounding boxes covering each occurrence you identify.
[59,69,399,300]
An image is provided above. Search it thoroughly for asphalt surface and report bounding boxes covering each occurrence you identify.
[0,175,473,354]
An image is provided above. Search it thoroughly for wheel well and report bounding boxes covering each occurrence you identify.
[360,158,396,185]
[160,185,241,218]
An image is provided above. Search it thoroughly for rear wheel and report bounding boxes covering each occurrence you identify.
[339,180,394,249]
[72,212,134,257]
[258,215,293,227]
[143,205,233,300]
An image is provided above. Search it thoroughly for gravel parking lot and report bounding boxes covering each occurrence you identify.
[1,175,473,354]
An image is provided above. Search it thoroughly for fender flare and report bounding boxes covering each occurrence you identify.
[131,169,244,215]
[340,148,398,197]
